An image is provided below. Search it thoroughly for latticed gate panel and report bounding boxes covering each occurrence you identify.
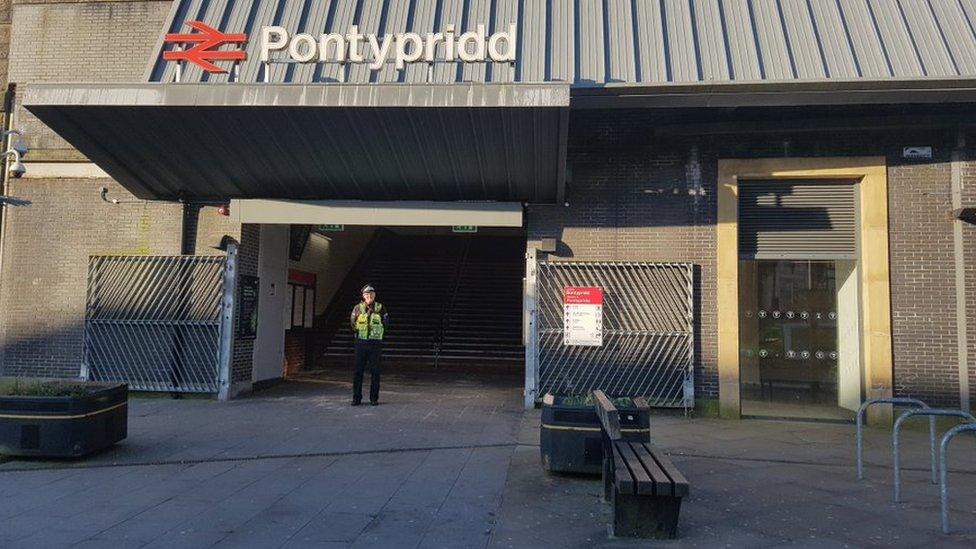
[537,262,694,407]
[85,256,226,393]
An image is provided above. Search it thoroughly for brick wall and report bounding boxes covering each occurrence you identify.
[530,110,969,406]
[0,178,182,377]
[0,1,266,389]
[528,134,719,398]
[8,0,172,158]
[0,0,11,95]
[887,154,960,407]
[231,223,259,384]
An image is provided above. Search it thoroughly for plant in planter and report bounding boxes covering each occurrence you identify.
[540,392,651,475]
[0,378,128,458]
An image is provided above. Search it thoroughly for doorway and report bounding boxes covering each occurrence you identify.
[738,259,860,420]
[716,158,894,422]
[312,228,526,372]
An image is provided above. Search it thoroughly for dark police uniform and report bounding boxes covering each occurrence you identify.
[350,300,388,405]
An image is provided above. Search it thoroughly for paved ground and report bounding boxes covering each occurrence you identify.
[1,369,976,548]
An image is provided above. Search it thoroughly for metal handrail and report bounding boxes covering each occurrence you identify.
[856,398,930,480]
[893,408,976,502]
[939,423,976,533]
[434,239,471,368]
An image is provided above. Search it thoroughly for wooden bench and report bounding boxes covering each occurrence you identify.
[593,390,689,539]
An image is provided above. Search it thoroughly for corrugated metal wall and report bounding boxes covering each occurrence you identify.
[149,0,976,86]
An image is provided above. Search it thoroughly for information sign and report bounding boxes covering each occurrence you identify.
[563,287,603,346]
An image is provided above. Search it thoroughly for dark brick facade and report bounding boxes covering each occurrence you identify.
[231,224,260,385]
[529,110,973,407]
[0,178,182,378]
[0,2,971,407]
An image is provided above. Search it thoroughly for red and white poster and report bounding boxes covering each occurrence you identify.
[563,287,604,346]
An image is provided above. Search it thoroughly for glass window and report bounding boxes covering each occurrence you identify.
[739,260,859,420]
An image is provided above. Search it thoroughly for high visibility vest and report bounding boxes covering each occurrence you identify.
[355,302,385,340]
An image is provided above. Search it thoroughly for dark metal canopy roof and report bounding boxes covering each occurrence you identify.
[24,82,569,202]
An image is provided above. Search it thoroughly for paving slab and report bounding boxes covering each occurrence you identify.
[1,369,976,548]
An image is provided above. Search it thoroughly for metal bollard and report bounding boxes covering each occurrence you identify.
[893,408,976,502]
[856,398,929,480]
[940,423,976,533]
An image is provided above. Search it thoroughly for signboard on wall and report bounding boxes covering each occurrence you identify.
[162,20,517,74]
[237,275,260,340]
[563,287,603,346]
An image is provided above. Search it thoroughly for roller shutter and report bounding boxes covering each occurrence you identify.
[738,179,858,260]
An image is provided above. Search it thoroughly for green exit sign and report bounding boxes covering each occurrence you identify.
[317,224,344,232]
[452,225,478,233]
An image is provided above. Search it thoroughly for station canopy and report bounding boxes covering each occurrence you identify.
[23,0,976,203]
[24,83,569,202]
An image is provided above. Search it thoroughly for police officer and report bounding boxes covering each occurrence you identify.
[350,285,388,406]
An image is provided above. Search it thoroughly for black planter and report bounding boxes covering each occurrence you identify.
[540,394,650,474]
[0,379,128,458]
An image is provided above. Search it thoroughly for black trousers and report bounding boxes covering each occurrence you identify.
[353,340,382,403]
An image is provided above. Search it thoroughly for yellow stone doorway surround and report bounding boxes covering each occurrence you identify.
[717,158,893,424]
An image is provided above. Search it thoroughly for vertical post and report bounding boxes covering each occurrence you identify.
[81,257,96,381]
[941,429,952,534]
[524,245,538,409]
[217,243,238,401]
[940,423,976,533]
[951,133,970,413]
[929,415,937,484]
[684,264,695,412]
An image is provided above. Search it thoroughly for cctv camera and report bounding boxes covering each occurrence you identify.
[9,161,26,179]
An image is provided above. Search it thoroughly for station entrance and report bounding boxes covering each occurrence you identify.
[276,225,526,383]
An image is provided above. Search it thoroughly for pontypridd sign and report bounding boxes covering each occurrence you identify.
[261,24,517,69]
[162,20,517,74]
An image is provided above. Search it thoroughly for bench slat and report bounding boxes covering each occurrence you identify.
[612,445,635,495]
[616,442,655,495]
[630,442,674,496]
[644,443,690,497]
[593,390,622,440]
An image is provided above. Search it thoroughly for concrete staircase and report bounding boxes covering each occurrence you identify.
[316,232,525,370]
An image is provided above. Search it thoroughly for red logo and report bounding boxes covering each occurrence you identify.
[163,21,247,73]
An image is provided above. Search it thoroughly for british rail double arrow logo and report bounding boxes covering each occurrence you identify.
[163,21,248,73]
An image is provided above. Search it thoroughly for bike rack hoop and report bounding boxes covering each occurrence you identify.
[893,408,976,503]
[940,423,976,533]
[856,398,929,480]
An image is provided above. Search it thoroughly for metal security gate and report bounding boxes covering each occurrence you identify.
[536,262,694,408]
[84,256,226,393]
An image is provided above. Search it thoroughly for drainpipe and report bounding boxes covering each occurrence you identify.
[0,84,16,277]
[0,84,16,374]
[951,128,971,412]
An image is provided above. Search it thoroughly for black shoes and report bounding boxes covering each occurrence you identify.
[351,400,361,406]
[370,400,379,406]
